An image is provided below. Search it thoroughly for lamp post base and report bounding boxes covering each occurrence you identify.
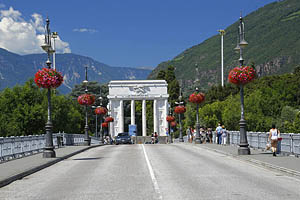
[238,118,250,155]
[238,146,250,155]
[83,139,91,146]
[43,148,56,158]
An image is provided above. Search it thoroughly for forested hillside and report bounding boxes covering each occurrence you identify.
[149,0,300,95]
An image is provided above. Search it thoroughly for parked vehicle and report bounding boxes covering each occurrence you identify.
[115,132,132,145]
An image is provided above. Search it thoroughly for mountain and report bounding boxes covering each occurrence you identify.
[148,0,300,93]
[0,48,152,94]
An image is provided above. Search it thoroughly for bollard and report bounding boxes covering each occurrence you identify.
[57,136,61,148]
[276,137,282,154]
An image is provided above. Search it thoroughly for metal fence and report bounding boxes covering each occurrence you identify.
[0,133,85,162]
[228,131,300,155]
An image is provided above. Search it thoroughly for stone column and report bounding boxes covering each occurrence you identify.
[153,99,158,135]
[142,99,147,136]
[120,100,124,133]
[164,99,169,136]
[131,100,135,125]
[109,100,114,137]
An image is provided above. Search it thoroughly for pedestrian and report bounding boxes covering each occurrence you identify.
[151,132,155,144]
[186,127,192,143]
[154,132,158,144]
[221,125,227,145]
[215,123,222,144]
[207,128,213,143]
[269,124,280,156]
[193,127,197,142]
[200,127,206,143]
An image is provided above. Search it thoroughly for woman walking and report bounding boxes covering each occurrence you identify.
[221,125,227,145]
[269,124,280,156]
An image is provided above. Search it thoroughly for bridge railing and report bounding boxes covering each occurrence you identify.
[228,131,300,155]
[0,133,85,162]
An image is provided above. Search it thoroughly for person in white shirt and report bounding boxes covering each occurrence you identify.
[269,124,280,156]
[221,125,227,145]
[215,123,222,144]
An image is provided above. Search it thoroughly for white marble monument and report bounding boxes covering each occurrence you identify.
[107,80,169,137]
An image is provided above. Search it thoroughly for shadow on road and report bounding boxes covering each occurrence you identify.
[72,157,103,161]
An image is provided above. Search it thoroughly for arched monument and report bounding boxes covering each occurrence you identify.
[107,80,169,137]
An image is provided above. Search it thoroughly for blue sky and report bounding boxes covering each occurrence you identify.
[0,0,276,68]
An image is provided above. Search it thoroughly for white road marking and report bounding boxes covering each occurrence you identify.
[142,144,163,200]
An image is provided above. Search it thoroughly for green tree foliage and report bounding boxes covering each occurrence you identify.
[195,71,300,133]
[70,81,109,107]
[0,79,85,137]
[157,65,180,107]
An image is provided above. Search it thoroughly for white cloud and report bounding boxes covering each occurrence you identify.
[73,28,98,33]
[0,6,71,55]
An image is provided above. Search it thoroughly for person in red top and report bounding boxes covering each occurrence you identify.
[154,132,158,144]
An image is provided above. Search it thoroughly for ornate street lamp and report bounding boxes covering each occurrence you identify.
[218,29,225,87]
[95,106,107,144]
[92,105,100,138]
[174,96,186,142]
[189,88,205,144]
[228,15,256,155]
[77,67,95,146]
[83,66,90,146]
[51,32,58,70]
[166,110,175,143]
[39,17,62,158]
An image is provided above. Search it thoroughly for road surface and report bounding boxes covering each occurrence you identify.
[0,144,299,200]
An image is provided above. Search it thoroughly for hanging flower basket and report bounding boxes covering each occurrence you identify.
[170,121,177,127]
[166,116,175,122]
[77,94,95,105]
[102,122,108,128]
[228,66,256,85]
[189,92,205,104]
[174,105,186,114]
[105,116,114,122]
[95,107,107,115]
[34,68,63,89]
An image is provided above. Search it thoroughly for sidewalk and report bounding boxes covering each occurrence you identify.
[186,143,300,178]
[0,145,102,188]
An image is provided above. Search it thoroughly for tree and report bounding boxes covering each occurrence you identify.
[156,70,166,80]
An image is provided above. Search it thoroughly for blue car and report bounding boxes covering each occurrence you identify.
[115,132,132,145]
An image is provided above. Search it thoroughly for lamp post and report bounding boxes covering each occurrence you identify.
[92,105,100,138]
[194,88,201,144]
[236,15,250,155]
[41,17,56,158]
[175,96,185,142]
[167,103,175,143]
[51,32,58,70]
[218,30,225,87]
[83,65,91,146]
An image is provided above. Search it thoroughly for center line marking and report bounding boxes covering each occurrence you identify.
[142,144,163,200]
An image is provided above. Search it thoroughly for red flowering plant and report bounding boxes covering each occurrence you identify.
[34,68,63,89]
[170,121,177,127]
[95,107,107,115]
[174,106,186,114]
[77,94,95,105]
[189,92,205,104]
[105,116,114,122]
[102,122,108,128]
[166,116,175,122]
[228,66,256,85]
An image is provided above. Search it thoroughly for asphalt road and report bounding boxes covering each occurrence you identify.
[1,144,300,200]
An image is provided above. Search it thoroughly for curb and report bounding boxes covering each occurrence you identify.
[0,145,102,188]
[189,144,300,179]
